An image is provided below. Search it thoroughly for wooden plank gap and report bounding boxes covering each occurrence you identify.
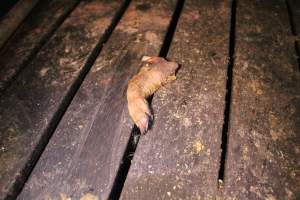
[17,0,177,199]
[223,0,300,198]
[285,0,300,71]
[0,0,39,48]
[0,0,81,94]
[108,1,185,199]
[0,1,128,199]
[121,0,231,199]
[218,0,237,183]
[15,1,132,198]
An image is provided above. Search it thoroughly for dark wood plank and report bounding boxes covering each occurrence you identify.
[0,1,124,199]
[224,0,300,199]
[18,0,176,199]
[121,0,230,199]
[0,0,80,93]
[0,0,39,48]
[287,0,300,34]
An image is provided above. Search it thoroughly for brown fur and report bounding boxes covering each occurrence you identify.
[127,56,178,134]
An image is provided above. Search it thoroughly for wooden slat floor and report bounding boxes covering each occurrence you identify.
[0,0,299,200]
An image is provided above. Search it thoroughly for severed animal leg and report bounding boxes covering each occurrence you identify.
[127,56,178,134]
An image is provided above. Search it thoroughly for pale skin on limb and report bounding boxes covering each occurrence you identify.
[127,56,179,134]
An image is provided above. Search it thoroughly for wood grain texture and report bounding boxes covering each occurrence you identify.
[0,0,39,48]
[121,0,230,199]
[18,0,176,199]
[0,1,123,199]
[224,0,300,199]
[0,0,80,93]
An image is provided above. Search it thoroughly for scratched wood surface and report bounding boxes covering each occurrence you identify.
[0,0,80,93]
[0,1,123,199]
[223,0,300,199]
[121,0,230,199]
[18,0,176,199]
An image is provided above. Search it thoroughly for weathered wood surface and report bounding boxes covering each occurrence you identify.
[287,0,300,34]
[121,0,230,199]
[18,0,176,199]
[224,0,300,199]
[0,0,80,93]
[0,0,39,48]
[0,1,123,199]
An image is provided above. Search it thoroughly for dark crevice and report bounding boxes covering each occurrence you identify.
[285,0,296,35]
[108,126,140,200]
[285,0,300,71]
[159,0,185,58]
[108,1,185,199]
[0,0,81,95]
[0,0,19,18]
[218,0,236,182]
[7,1,131,199]
[0,0,38,50]
[295,42,300,71]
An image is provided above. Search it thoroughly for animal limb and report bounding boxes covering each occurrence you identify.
[127,56,178,134]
